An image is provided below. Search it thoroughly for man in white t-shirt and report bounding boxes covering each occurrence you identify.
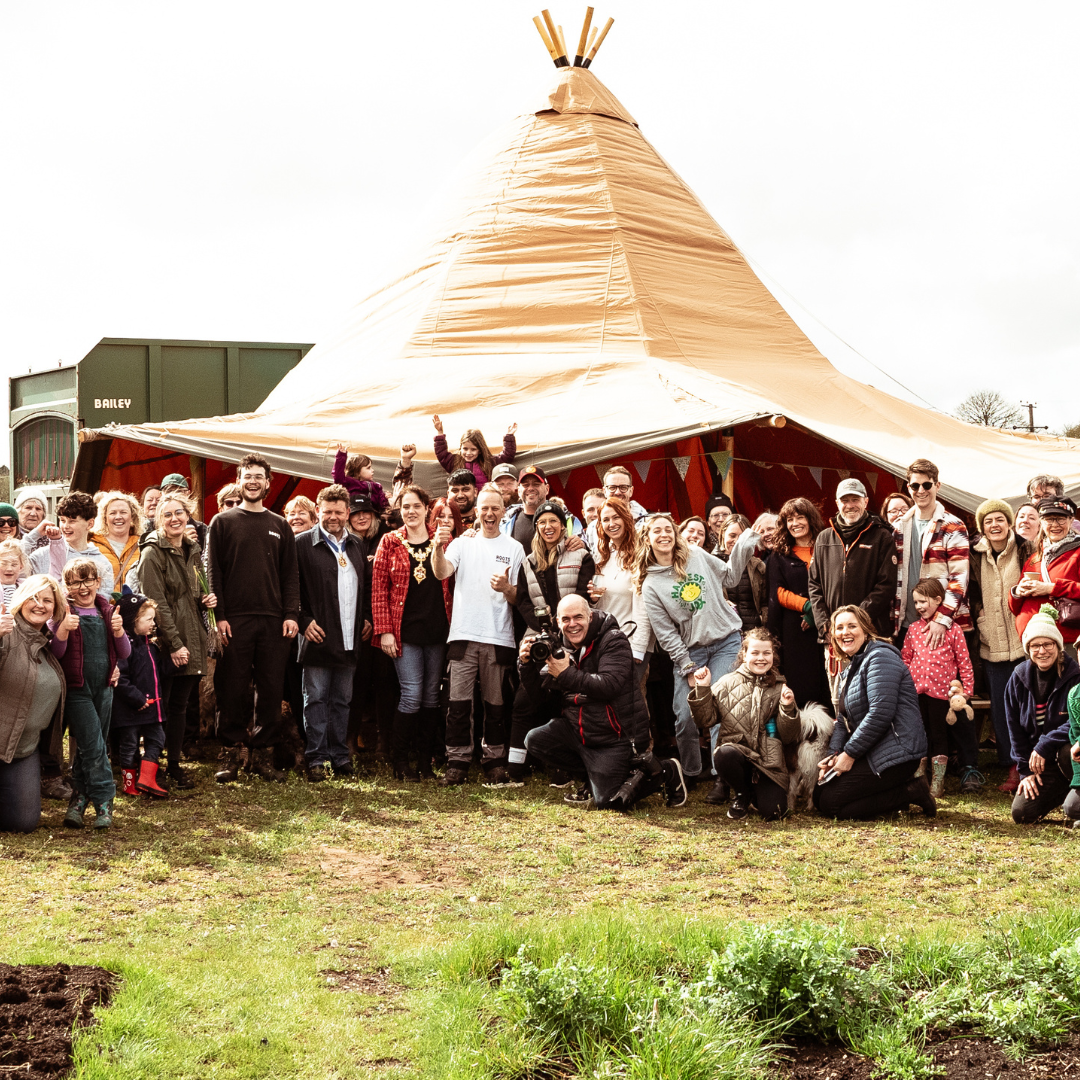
[433,485,525,787]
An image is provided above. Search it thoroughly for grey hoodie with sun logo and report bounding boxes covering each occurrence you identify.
[641,531,760,676]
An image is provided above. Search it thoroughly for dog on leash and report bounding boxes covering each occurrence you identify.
[787,702,835,811]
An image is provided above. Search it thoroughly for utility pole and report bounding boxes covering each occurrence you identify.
[1018,401,1048,434]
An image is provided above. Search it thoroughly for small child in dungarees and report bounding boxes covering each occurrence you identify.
[50,558,131,829]
[113,590,170,800]
[900,577,974,798]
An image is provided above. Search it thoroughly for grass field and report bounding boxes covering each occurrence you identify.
[2,760,1077,1078]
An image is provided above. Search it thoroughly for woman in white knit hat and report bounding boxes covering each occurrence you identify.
[1005,605,1080,825]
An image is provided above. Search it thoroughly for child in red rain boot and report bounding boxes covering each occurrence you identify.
[113,589,169,798]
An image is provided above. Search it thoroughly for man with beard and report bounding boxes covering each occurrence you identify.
[448,469,478,529]
[209,453,300,783]
[500,466,584,549]
[808,478,898,708]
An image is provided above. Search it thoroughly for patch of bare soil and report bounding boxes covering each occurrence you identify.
[319,967,398,995]
[0,963,118,1078]
[776,1033,1080,1078]
[316,846,459,888]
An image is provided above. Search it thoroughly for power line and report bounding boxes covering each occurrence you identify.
[741,250,943,413]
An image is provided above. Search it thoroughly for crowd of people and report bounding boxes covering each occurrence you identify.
[1,416,1079,835]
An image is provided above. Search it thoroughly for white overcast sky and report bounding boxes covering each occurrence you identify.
[2,1,1078,468]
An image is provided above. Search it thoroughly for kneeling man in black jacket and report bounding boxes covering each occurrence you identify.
[521,595,687,810]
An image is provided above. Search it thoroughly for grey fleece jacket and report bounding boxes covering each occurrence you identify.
[641,531,759,675]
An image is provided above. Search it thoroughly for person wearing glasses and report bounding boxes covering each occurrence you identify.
[0,504,21,544]
[583,466,647,556]
[891,459,978,790]
[214,484,242,516]
[1004,605,1080,825]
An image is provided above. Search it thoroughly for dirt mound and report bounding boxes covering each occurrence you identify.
[778,1033,1080,1078]
[0,963,118,1078]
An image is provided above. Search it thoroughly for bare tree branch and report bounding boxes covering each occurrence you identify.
[955,390,1023,428]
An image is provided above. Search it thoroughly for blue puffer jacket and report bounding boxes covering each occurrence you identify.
[829,639,926,774]
[1005,655,1080,777]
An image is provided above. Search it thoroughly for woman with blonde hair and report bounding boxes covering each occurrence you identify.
[136,491,216,789]
[0,575,68,831]
[90,491,144,591]
[637,512,759,787]
[284,495,318,535]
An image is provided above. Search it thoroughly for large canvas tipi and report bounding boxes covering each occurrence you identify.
[73,42,1080,516]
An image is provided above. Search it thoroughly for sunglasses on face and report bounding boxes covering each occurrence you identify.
[908,481,935,492]
[0,518,16,528]
[222,499,241,508]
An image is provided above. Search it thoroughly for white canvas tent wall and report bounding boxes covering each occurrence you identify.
[76,64,1080,512]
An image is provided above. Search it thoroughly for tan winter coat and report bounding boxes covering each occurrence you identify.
[969,533,1028,663]
[688,664,801,789]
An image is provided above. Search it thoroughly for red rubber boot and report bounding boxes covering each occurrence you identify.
[121,766,138,797]
[135,759,168,798]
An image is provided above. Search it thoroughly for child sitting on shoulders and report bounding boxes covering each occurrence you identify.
[900,577,974,798]
[333,445,389,513]
[432,414,517,486]
[113,589,170,800]
[0,539,29,607]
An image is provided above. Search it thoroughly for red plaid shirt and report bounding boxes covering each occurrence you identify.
[371,527,453,651]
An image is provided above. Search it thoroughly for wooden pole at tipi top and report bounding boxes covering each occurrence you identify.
[533,8,613,68]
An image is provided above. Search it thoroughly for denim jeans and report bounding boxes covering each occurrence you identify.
[984,658,1023,766]
[302,664,356,768]
[0,752,41,833]
[117,723,167,767]
[671,633,741,777]
[393,643,447,713]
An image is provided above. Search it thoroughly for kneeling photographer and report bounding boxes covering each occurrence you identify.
[521,595,687,809]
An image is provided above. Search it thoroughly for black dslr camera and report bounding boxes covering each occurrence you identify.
[529,605,566,664]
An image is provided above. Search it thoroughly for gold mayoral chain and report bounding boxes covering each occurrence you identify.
[408,540,435,584]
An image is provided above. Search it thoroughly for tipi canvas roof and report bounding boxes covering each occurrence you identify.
[81,65,1080,510]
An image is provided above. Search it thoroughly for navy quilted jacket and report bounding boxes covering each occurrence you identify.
[1005,656,1080,777]
[829,639,926,774]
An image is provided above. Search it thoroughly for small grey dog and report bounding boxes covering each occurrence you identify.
[788,702,835,811]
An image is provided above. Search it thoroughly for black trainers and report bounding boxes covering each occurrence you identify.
[563,784,594,808]
[727,793,750,821]
[249,747,287,783]
[439,766,469,787]
[959,767,985,794]
[548,768,574,789]
[663,758,688,808]
[166,766,196,790]
[307,763,328,783]
[332,762,356,778]
[483,766,523,788]
[705,778,729,805]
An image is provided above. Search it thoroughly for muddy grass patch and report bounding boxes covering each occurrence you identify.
[778,1033,1080,1078]
[0,962,117,1078]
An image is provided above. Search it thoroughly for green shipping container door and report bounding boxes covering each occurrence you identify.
[78,343,150,429]
[237,348,304,412]
[161,346,227,419]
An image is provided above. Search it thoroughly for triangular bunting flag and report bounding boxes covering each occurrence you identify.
[594,463,608,481]
[557,471,573,487]
[782,463,798,476]
[707,451,731,479]
[632,458,651,483]
[750,460,773,470]
[808,467,823,487]
[837,468,851,481]
[865,472,878,492]
[672,456,691,480]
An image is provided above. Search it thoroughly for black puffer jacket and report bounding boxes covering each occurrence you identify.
[519,610,648,749]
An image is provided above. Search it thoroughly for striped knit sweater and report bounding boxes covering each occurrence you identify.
[893,502,971,632]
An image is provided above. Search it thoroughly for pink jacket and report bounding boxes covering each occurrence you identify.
[900,618,973,701]
[433,432,516,485]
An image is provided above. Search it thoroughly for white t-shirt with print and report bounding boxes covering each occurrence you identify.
[445,532,525,648]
